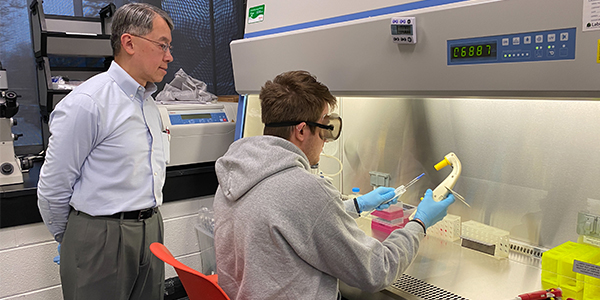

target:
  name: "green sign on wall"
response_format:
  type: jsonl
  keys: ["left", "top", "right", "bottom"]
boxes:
{"left": 248, "top": 4, "right": 265, "bottom": 24}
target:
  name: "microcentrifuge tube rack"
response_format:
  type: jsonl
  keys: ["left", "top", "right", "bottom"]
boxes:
{"left": 461, "top": 220, "right": 510, "bottom": 258}
{"left": 427, "top": 214, "right": 461, "bottom": 242}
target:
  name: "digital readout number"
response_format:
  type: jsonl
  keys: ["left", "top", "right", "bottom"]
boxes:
{"left": 451, "top": 42, "right": 496, "bottom": 60}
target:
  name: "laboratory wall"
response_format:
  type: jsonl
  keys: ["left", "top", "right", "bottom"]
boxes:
{"left": 0, "top": 196, "right": 215, "bottom": 300}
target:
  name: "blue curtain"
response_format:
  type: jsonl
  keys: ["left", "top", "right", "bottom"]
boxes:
{"left": 162, "top": 0, "right": 245, "bottom": 95}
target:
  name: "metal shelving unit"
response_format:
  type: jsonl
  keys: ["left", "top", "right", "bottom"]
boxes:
{"left": 29, "top": 0, "right": 114, "bottom": 147}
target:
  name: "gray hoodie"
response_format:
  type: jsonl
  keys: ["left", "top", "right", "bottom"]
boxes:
{"left": 214, "top": 136, "right": 423, "bottom": 300}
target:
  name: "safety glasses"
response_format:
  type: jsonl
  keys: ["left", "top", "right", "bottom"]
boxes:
{"left": 265, "top": 113, "right": 342, "bottom": 142}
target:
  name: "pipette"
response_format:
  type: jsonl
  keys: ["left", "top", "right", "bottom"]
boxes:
{"left": 383, "top": 172, "right": 425, "bottom": 205}
{"left": 445, "top": 186, "right": 471, "bottom": 207}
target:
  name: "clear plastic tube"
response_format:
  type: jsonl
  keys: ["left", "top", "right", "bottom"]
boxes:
{"left": 386, "top": 173, "right": 425, "bottom": 205}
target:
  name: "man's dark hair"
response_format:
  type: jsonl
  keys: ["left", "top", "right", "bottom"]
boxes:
{"left": 260, "top": 71, "right": 337, "bottom": 140}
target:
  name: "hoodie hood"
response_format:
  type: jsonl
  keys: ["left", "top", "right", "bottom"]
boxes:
{"left": 215, "top": 135, "right": 311, "bottom": 202}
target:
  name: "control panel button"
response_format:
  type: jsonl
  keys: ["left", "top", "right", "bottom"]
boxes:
{"left": 502, "top": 38, "right": 509, "bottom": 46}
{"left": 547, "top": 33, "right": 556, "bottom": 42}
{"left": 559, "top": 48, "right": 568, "bottom": 57}
{"left": 560, "top": 32, "right": 569, "bottom": 41}
{"left": 535, "top": 35, "right": 543, "bottom": 43}
{"left": 512, "top": 37, "right": 520, "bottom": 45}
{"left": 524, "top": 36, "right": 531, "bottom": 44}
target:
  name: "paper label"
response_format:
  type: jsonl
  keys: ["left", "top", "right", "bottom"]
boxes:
{"left": 248, "top": 4, "right": 265, "bottom": 24}
{"left": 573, "top": 260, "right": 600, "bottom": 279}
{"left": 583, "top": 0, "right": 600, "bottom": 31}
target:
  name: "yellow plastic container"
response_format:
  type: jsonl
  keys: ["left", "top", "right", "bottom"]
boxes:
{"left": 558, "top": 243, "right": 600, "bottom": 290}
{"left": 560, "top": 284, "right": 584, "bottom": 300}
{"left": 583, "top": 261, "right": 600, "bottom": 300}
{"left": 541, "top": 241, "right": 600, "bottom": 300}
{"left": 541, "top": 241, "right": 579, "bottom": 286}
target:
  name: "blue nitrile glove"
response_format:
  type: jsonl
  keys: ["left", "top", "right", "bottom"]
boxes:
{"left": 53, "top": 244, "right": 60, "bottom": 265}
{"left": 414, "top": 189, "right": 455, "bottom": 228}
{"left": 356, "top": 187, "right": 396, "bottom": 213}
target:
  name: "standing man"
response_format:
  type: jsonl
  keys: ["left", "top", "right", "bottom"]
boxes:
{"left": 37, "top": 3, "right": 173, "bottom": 300}
{"left": 213, "top": 70, "right": 455, "bottom": 299}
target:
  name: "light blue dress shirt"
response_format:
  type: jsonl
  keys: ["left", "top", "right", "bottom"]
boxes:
{"left": 38, "top": 61, "right": 169, "bottom": 242}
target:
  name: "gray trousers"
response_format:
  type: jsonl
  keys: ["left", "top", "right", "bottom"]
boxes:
{"left": 60, "top": 209, "right": 165, "bottom": 300}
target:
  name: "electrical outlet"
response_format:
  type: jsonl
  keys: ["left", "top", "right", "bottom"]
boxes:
{"left": 577, "top": 212, "right": 600, "bottom": 237}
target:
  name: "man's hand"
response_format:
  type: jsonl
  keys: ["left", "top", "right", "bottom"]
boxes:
{"left": 356, "top": 187, "right": 397, "bottom": 212}
{"left": 53, "top": 244, "right": 60, "bottom": 265}
{"left": 414, "top": 189, "right": 455, "bottom": 228}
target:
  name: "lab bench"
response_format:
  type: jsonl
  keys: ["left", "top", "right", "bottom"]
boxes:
{"left": 0, "top": 161, "right": 43, "bottom": 228}
{"left": 0, "top": 161, "right": 219, "bottom": 228}
{"left": 340, "top": 217, "right": 542, "bottom": 300}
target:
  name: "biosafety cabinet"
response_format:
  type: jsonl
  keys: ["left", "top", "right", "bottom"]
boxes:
{"left": 231, "top": 0, "right": 600, "bottom": 299}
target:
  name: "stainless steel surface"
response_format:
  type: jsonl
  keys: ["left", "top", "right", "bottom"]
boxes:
{"left": 341, "top": 96, "right": 600, "bottom": 250}
{"left": 403, "top": 236, "right": 541, "bottom": 299}
{"left": 341, "top": 221, "right": 542, "bottom": 299}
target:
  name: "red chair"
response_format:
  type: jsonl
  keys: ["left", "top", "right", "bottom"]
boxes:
{"left": 150, "top": 242, "right": 230, "bottom": 300}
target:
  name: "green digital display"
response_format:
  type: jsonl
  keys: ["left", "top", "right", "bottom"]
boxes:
{"left": 450, "top": 42, "right": 497, "bottom": 61}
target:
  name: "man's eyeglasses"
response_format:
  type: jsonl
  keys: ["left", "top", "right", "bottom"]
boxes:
{"left": 130, "top": 34, "right": 173, "bottom": 53}
{"left": 264, "top": 113, "right": 342, "bottom": 142}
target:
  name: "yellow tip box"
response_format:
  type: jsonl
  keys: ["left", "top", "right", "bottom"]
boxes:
{"left": 541, "top": 241, "right": 600, "bottom": 300}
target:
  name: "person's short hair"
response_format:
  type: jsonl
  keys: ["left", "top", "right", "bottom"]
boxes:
{"left": 260, "top": 70, "right": 337, "bottom": 140}
{"left": 110, "top": 3, "right": 174, "bottom": 56}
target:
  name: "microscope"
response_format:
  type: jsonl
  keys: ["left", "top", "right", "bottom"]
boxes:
{"left": 0, "top": 62, "right": 24, "bottom": 185}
